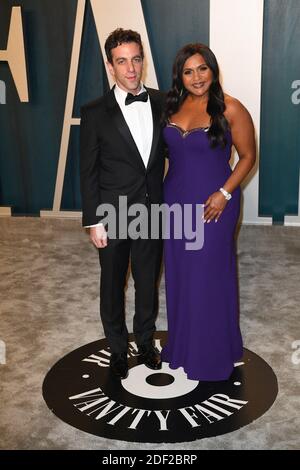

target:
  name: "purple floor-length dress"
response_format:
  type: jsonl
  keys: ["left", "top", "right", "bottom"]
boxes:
{"left": 161, "top": 123, "right": 243, "bottom": 381}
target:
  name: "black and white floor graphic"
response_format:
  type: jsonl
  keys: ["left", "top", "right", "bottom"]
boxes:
{"left": 43, "top": 332, "right": 278, "bottom": 443}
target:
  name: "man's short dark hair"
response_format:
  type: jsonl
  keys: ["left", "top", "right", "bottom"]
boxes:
{"left": 105, "top": 28, "right": 144, "bottom": 64}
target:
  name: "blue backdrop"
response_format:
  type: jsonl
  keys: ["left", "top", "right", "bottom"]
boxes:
{"left": 0, "top": 0, "right": 300, "bottom": 224}
{"left": 0, "top": 0, "right": 209, "bottom": 215}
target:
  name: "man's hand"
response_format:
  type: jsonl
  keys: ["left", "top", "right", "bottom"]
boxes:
{"left": 90, "top": 225, "right": 108, "bottom": 248}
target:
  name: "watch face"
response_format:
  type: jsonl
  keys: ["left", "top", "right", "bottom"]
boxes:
{"left": 42, "top": 332, "right": 278, "bottom": 443}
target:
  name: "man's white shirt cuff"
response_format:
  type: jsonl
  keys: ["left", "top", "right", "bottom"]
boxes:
{"left": 84, "top": 223, "right": 104, "bottom": 228}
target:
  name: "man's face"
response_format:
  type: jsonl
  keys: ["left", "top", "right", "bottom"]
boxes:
{"left": 107, "top": 42, "right": 143, "bottom": 94}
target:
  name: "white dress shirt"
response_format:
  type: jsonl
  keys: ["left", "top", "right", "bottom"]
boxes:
{"left": 85, "top": 83, "right": 153, "bottom": 228}
{"left": 114, "top": 83, "right": 153, "bottom": 167}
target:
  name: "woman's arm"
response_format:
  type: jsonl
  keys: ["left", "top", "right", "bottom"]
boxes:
{"left": 204, "top": 96, "right": 256, "bottom": 223}
{"left": 222, "top": 96, "right": 256, "bottom": 194}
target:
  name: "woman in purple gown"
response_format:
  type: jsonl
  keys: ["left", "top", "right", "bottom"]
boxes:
{"left": 161, "top": 44, "right": 256, "bottom": 381}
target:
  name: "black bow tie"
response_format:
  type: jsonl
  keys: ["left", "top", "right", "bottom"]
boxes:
{"left": 125, "top": 91, "right": 148, "bottom": 106}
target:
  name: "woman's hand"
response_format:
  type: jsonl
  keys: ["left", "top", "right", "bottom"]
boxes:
{"left": 203, "top": 191, "right": 228, "bottom": 223}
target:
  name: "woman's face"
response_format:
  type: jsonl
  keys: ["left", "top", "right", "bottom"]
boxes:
{"left": 182, "top": 53, "right": 213, "bottom": 97}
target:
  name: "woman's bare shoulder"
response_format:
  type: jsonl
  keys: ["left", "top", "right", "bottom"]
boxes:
{"left": 224, "top": 94, "right": 245, "bottom": 112}
{"left": 224, "top": 94, "right": 252, "bottom": 124}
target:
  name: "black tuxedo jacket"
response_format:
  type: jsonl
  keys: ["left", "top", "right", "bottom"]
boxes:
{"left": 80, "top": 87, "right": 166, "bottom": 227}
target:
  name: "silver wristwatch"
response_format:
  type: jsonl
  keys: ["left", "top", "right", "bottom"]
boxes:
{"left": 219, "top": 187, "right": 232, "bottom": 200}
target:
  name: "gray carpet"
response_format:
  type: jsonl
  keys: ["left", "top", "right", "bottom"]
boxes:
{"left": 0, "top": 217, "right": 299, "bottom": 449}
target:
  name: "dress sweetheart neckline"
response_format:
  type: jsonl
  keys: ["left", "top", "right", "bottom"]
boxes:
{"left": 167, "top": 122, "right": 210, "bottom": 137}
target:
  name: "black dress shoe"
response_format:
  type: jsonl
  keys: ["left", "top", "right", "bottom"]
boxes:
{"left": 138, "top": 344, "right": 162, "bottom": 370}
{"left": 110, "top": 352, "right": 128, "bottom": 379}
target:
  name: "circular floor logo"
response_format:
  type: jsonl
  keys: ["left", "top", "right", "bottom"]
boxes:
{"left": 42, "top": 332, "right": 278, "bottom": 443}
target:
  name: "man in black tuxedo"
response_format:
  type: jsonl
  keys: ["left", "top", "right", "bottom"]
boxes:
{"left": 80, "top": 29, "right": 165, "bottom": 379}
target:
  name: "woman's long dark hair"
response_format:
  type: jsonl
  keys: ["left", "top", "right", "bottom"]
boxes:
{"left": 163, "top": 43, "right": 228, "bottom": 148}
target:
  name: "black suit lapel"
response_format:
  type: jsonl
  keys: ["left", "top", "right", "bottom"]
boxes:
{"left": 105, "top": 89, "right": 146, "bottom": 172}
{"left": 146, "top": 88, "right": 162, "bottom": 171}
